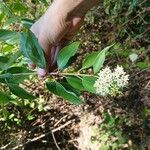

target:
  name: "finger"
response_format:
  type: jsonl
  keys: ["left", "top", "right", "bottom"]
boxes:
{"left": 49, "top": 40, "right": 70, "bottom": 72}
{"left": 37, "top": 35, "right": 53, "bottom": 77}
{"left": 50, "top": 45, "right": 60, "bottom": 66}
{"left": 49, "top": 45, "right": 61, "bottom": 72}
{"left": 37, "top": 68, "right": 48, "bottom": 77}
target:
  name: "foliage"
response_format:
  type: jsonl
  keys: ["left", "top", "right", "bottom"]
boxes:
{"left": 92, "top": 112, "right": 129, "bottom": 150}
{"left": 0, "top": 97, "right": 50, "bottom": 129}
{"left": 0, "top": 0, "right": 149, "bottom": 149}
{"left": 0, "top": 0, "right": 121, "bottom": 106}
{"left": 103, "top": 0, "right": 149, "bottom": 46}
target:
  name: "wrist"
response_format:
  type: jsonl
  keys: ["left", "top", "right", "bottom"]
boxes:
{"left": 47, "top": 0, "right": 99, "bottom": 20}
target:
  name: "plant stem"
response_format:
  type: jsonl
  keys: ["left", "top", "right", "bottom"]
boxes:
{"left": 0, "top": 72, "right": 98, "bottom": 78}
{"left": 48, "top": 72, "right": 97, "bottom": 77}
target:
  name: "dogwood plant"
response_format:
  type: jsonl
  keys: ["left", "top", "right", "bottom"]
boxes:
{"left": 0, "top": 28, "right": 129, "bottom": 105}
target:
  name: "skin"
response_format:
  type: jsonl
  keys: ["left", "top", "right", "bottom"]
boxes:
{"left": 30, "top": 0, "right": 99, "bottom": 77}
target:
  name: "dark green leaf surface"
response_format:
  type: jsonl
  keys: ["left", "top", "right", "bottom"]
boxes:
{"left": 93, "top": 50, "right": 106, "bottom": 74}
{"left": 57, "top": 42, "right": 80, "bottom": 70}
{"left": 8, "top": 83, "right": 36, "bottom": 100}
{"left": 21, "top": 18, "right": 34, "bottom": 28}
{"left": 82, "top": 52, "right": 99, "bottom": 70}
{"left": 82, "top": 76, "right": 97, "bottom": 94}
{"left": 66, "top": 76, "right": 84, "bottom": 91}
{"left": 5, "top": 66, "right": 32, "bottom": 83}
{"left": 0, "top": 56, "right": 9, "bottom": 70}
{"left": 46, "top": 81, "right": 83, "bottom": 105}
{"left": 93, "top": 44, "right": 114, "bottom": 74}
{"left": 0, "top": 29, "right": 19, "bottom": 44}
{"left": 0, "top": 91, "right": 11, "bottom": 105}
{"left": 2, "top": 51, "right": 21, "bottom": 71}
{"left": 0, "top": 73, "right": 13, "bottom": 79}
{"left": 20, "top": 31, "right": 46, "bottom": 68}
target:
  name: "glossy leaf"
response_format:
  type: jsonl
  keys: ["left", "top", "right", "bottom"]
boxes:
{"left": 93, "top": 44, "right": 114, "bottom": 74}
{"left": 57, "top": 42, "right": 80, "bottom": 70}
{"left": 0, "top": 73, "right": 13, "bottom": 83}
{"left": 46, "top": 81, "right": 83, "bottom": 105}
{"left": 82, "top": 52, "right": 99, "bottom": 70}
{"left": 66, "top": 76, "right": 84, "bottom": 91}
{"left": 0, "top": 73, "right": 13, "bottom": 79}
{"left": 20, "top": 31, "right": 46, "bottom": 68}
{"left": 2, "top": 51, "right": 21, "bottom": 71}
{"left": 93, "top": 50, "right": 106, "bottom": 74}
{"left": 60, "top": 81, "right": 80, "bottom": 96}
{"left": 5, "top": 66, "right": 33, "bottom": 83}
{"left": 82, "top": 76, "right": 97, "bottom": 94}
{"left": 0, "top": 29, "right": 19, "bottom": 44}
{"left": 0, "top": 91, "right": 11, "bottom": 105}
{"left": 38, "top": 0, "right": 48, "bottom": 5}
{"left": 21, "top": 18, "right": 34, "bottom": 28}
{"left": 8, "top": 83, "right": 36, "bottom": 100}
{"left": 0, "top": 56, "right": 9, "bottom": 69}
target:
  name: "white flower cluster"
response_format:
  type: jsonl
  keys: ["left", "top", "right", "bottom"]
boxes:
{"left": 94, "top": 65, "right": 129, "bottom": 96}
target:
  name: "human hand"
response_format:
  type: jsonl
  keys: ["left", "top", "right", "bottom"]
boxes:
{"left": 30, "top": 0, "right": 98, "bottom": 77}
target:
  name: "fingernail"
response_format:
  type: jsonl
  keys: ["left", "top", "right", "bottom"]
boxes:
{"left": 37, "top": 68, "right": 47, "bottom": 77}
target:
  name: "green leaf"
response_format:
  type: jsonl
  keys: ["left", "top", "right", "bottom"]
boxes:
{"left": 82, "top": 76, "right": 97, "bottom": 93}
{"left": 1, "top": 45, "right": 14, "bottom": 52}
{"left": 0, "top": 91, "right": 11, "bottom": 105}
{"left": 46, "top": 81, "right": 83, "bottom": 105}
{"left": 38, "top": 0, "right": 48, "bottom": 5}
{"left": 21, "top": 18, "right": 34, "bottom": 28}
{"left": 81, "top": 52, "right": 99, "bottom": 70}
{"left": 6, "top": 66, "right": 32, "bottom": 74}
{"left": 0, "top": 73, "right": 13, "bottom": 79}
{"left": 57, "top": 42, "right": 80, "bottom": 70}
{"left": 93, "top": 44, "right": 114, "bottom": 74}
{"left": 2, "top": 51, "right": 21, "bottom": 71}
{"left": 93, "top": 50, "right": 106, "bottom": 74}
{"left": 0, "top": 73, "right": 13, "bottom": 83}
{"left": 0, "top": 56, "right": 9, "bottom": 69}
{"left": 8, "top": 83, "right": 36, "bottom": 100}
{"left": 0, "top": 29, "right": 19, "bottom": 44}
{"left": 60, "top": 81, "right": 80, "bottom": 96}
{"left": 20, "top": 31, "right": 46, "bottom": 68}
{"left": 137, "top": 62, "right": 150, "bottom": 69}
{"left": 5, "top": 66, "right": 33, "bottom": 83}
{"left": 66, "top": 76, "right": 84, "bottom": 91}
{"left": 10, "top": 1, "right": 28, "bottom": 13}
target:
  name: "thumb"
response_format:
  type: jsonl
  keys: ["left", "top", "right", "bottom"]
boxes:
{"left": 37, "top": 35, "right": 53, "bottom": 77}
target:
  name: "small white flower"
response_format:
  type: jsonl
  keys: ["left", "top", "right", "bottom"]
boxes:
{"left": 94, "top": 66, "right": 129, "bottom": 96}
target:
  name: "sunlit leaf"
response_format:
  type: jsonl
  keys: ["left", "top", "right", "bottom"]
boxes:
{"left": 0, "top": 91, "right": 11, "bottom": 105}
{"left": 21, "top": 18, "right": 34, "bottom": 28}
{"left": 93, "top": 44, "right": 114, "bottom": 74}
{"left": 46, "top": 81, "right": 83, "bottom": 105}
{"left": 20, "top": 31, "right": 46, "bottom": 68}
{"left": 57, "top": 42, "right": 80, "bottom": 70}
{"left": 2, "top": 51, "right": 21, "bottom": 71}
{"left": 0, "top": 29, "right": 19, "bottom": 44}
{"left": 66, "top": 76, "right": 84, "bottom": 91}
{"left": 81, "top": 52, "right": 99, "bottom": 70}
{"left": 82, "top": 76, "right": 97, "bottom": 93}
{"left": 8, "top": 83, "right": 36, "bottom": 100}
{"left": 5, "top": 66, "right": 33, "bottom": 83}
